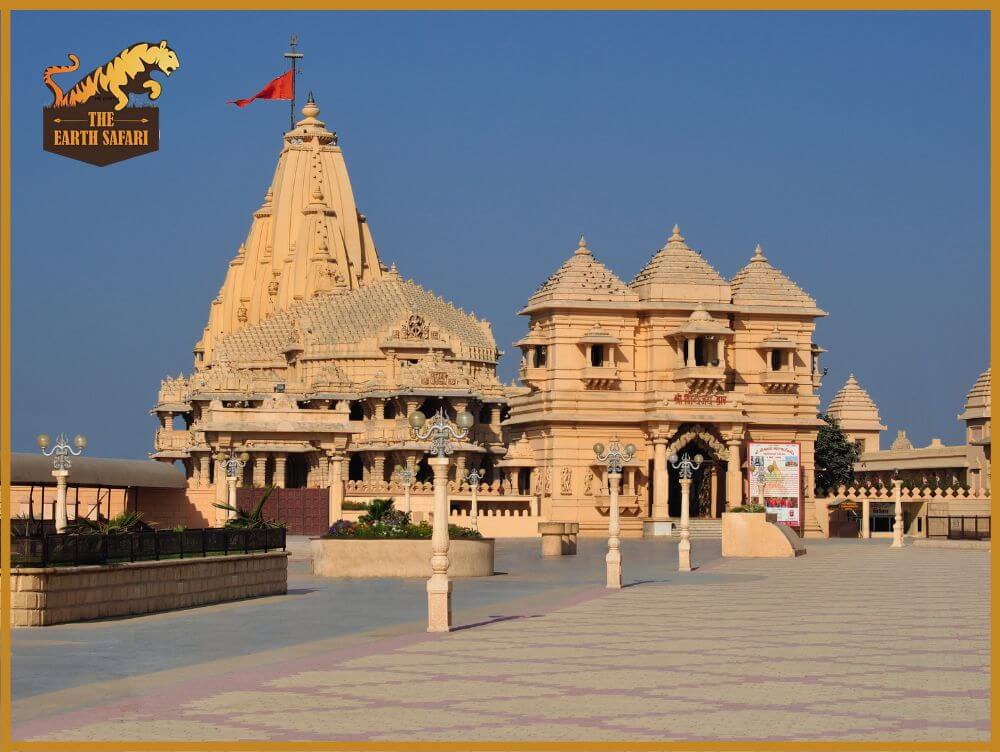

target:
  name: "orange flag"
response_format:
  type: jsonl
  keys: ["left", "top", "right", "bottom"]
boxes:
{"left": 229, "top": 70, "right": 293, "bottom": 108}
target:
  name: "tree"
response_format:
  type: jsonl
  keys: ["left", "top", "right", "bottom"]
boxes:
{"left": 815, "top": 413, "right": 860, "bottom": 493}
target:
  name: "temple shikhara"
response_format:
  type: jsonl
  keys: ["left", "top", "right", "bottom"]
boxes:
{"left": 144, "top": 97, "right": 989, "bottom": 541}
{"left": 152, "top": 97, "right": 522, "bottom": 530}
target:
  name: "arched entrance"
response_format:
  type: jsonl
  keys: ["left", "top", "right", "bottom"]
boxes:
{"left": 664, "top": 426, "right": 728, "bottom": 519}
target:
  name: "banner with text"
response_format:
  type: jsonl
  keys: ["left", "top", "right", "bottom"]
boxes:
{"left": 747, "top": 442, "right": 802, "bottom": 527}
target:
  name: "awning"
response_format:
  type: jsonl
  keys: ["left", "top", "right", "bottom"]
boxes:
{"left": 10, "top": 453, "right": 188, "bottom": 489}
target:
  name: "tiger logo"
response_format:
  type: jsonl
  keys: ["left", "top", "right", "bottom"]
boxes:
{"left": 43, "top": 40, "right": 180, "bottom": 112}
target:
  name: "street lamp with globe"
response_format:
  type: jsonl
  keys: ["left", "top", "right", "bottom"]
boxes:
{"left": 669, "top": 451, "right": 703, "bottom": 572}
{"left": 408, "top": 407, "right": 474, "bottom": 632}
{"left": 37, "top": 433, "right": 87, "bottom": 532}
{"left": 593, "top": 438, "right": 636, "bottom": 589}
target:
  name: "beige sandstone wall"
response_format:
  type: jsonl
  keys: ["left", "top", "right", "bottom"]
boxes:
{"left": 11, "top": 551, "right": 288, "bottom": 627}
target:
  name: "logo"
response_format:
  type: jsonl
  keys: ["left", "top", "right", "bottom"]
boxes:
{"left": 42, "top": 40, "right": 179, "bottom": 166}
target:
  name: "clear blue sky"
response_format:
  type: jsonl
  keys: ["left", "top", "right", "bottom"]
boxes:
{"left": 11, "top": 10, "right": 989, "bottom": 459}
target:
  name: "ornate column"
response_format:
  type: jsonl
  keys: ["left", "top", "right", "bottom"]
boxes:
{"left": 891, "top": 478, "right": 904, "bottom": 548}
{"left": 652, "top": 439, "right": 668, "bottom": 519}
{"left": 685, "top": 337, "right": 694, "bottom": 365}
{"left": 726, "top": 438, "right": 742, "bottom": 509}
{"left": 606, "top": 469, "right": 623, "bottom": 588}
{"left": 710, "top": 465, "right": 719, "bottom": 517}
{"left": 189, "top": 457, "right": 200, "bottom": 488}
{"left": 454, "top": 454, "right": 467, "bottom": 487}
{"left": 327, "top": 451, "right": 344, "bottom": 525}
{"left": 427, "top": 456, "right": 452, "bottom": 632}
{"left": 373, "top": 451, "right": 386, "bottom": 490}
{"left": 373, "top": 398, "right": 385, "bottom": 420}
{"left": 53, "top": 469, "right": 69, "bottom": 532}
{"left": 198, "top": 454, "right": 211, "bottom": 489}
{"left": 862, "top": 497, "right": 871, "bottom": 538}
{"left": 252, "top": 454, "right": 267, "bottom": 487}
{"left": 678, "top": 476, "right": 692, "bottom": 571}
{"left": 274, "top": 453, "right": 287, "bottom": 489}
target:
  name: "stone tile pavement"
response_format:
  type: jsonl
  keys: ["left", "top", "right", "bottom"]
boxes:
{"left": 11, "top": 539, "right": 990, "bottom": 742}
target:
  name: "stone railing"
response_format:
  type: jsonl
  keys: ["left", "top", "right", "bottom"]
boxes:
{"left": 154, "top": 429, "right": 192, "bottom": 452}
{"left": 345, "top": 478, "right": 532, "bottom": 498}
{"left": 820, "top": 485, "right": 990, "bottom": 502}
{"left": 354, "top": 421, "right": 503, "bottom": 447}
{"left": 811, "top": 484, "right": 991, "bottom": 539}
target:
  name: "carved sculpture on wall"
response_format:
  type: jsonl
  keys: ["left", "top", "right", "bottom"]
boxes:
{"left": 583, "top": 469, "right": 594, "bottom": 496}
{"left": 560, "top": 467, "right": 572, "bottom": 495}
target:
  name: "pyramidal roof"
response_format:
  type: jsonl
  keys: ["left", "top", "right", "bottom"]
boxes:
{"left": 730, "top": 244, "right": 818, "bottom": 310}
{"left": 959, "top": 367, "right": 990, "bottom": 421}
{"left": 214, "top": 268, "right": 497, "bottom": 364}
{"left": 200, "top": 96, "right": 384, "bottom": 362}
{"left": 629, "top": 226, "right": 731, "bottom": 303}
{"left": 827, "top": 374, "right": 885, "bottom": 432}
{"left": 524, "top": 236, "right": 637, "bottom": 310}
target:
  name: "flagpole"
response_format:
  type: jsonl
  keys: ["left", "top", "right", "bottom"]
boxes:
{"left": 284, "top": 34, "right": 303, "bottom": 131}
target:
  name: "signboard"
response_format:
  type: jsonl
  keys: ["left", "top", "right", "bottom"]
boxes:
{"left": 748, "top": 442, "right": 802, "bottom": 527}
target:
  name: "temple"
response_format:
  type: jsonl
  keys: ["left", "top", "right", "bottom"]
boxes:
{"left": 507, "top": 230, "right": 827, "bottom": 537}
{"left": 151, "top": 98, "right": 517, "bottom": 528}
{"left": 829, "top": 369, "right": 991, "bottom": 493}
{"left": 145, "top": 96, "right": 987, "bottom": 541}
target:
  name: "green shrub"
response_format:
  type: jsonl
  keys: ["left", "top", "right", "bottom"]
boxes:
{"left": 728, "top": 504, "right": 767, "bottom": 513}
{"left": 213, "top": 486, "right": 285, "bottom": 530}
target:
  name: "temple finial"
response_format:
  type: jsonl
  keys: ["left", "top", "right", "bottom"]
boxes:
{"left": 574, "top": 234, "right": 590, "bottom": 255}
{"left": 753, "top": 243, "right": 766, "bottom": 260}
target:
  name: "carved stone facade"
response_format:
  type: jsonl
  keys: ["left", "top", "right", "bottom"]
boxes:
{"left": 845, "top": 368, "right": 991, "bottom": 494}
{"left": 507, "top": 231, "right": 827, "bottom": 537}
{"left": 151, "top": 99, "right": 515, "bottom": 523}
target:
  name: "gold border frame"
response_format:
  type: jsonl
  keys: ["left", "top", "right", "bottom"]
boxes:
{"left": 0, "top": 4, "right": 994, "bottom": 752}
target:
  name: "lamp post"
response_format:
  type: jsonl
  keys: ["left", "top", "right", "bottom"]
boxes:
{"left": 594, "top": 438, "right": 636, "bottom": 589}
{"left": 670, "top": 451, "right": 703, "bottom": 572}
{"left": 37, "top": 433, "right": 86, "bottom": 532}
{"left": 401, "top": 466, "right": 415, "bottom": 515}
{"left": 891, "top": 474, "right": 904, "bottom": 549}
{"left": 409, "top": 407, "right": 474, "bottom": 632}
{"left": 466, "top": 467, "right": 486, "bottom": 532}
{"left": 215, "top": 450, "right": 250, "bottom": 520}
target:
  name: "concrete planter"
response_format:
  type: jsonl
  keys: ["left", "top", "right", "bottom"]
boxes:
{"left": 11, "top": 551, "right": 289, "bottom": 627}
{"left": 311, "top": 537, "right": 495, "bottom": 578}
{"left": 721, "top": 512, "right": 806, "bottom": 558}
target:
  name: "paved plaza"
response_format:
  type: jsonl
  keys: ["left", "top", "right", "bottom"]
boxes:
{"left": 11, "top": 538, "right": 990, "bottom": 742}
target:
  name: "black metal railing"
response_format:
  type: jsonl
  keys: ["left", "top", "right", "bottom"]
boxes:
{"left": 10, "top": 527, "right": 286, "bottom": 568}
{"left": 926, "top": 516, "right": 990, "bottom": 541}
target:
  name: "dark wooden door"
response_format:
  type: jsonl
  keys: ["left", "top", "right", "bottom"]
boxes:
{"left": 236, "top": 487, "right": 329, "bottom": 535}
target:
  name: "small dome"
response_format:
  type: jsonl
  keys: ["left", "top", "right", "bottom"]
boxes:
{"left": 959, "top": 367, "right": 990, "bottom": 422}
{"left": 524, "top": 236, "right": 637, "bottom": 310}
{"left": 827, "top": 373, "right": 885, "bottom": 433}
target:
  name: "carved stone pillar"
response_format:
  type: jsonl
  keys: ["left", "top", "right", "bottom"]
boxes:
{"left": 652, "top": 439, "right": 668, "bottom": 519}
{"left": 373, "top": 451, "right": 386, "bottom": 489}
{"left": 454, "top": 454, "right": 467, "bottom": 487}
{"left": 373, "top": 398, "right": 385, "bottom": 420}
{"left": 686, "top": 337, "right": 694, "bottom": 365}
{"left": 198, "top": 454, "right": 211, "bottom": 490}
{"left": 274, "top": 453, "right": 287, "bottom": 489}
{"left": 252, "top": 454, "right": 267, "bottom": 487}
{"left": 327, "top": 452, "right": 344, "bottom": 525}
{"left": 726, "top": 438, "right": 742, "bottom": 509}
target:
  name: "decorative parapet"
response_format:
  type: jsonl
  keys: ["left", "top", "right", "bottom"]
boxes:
{"left": 157, "top": 374, "right": 190, "bottom": 405}
{"left": 154, "top": 429, "right": 193, "bottom": 452}
{"left": 819, "top": 485, "right": 991, "bottom": 502}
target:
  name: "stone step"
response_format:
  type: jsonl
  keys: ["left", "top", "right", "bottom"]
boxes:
{"left": 670, "top": 519, "right": 723, "bottom": 539}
